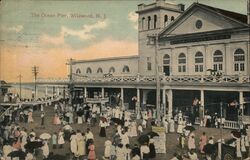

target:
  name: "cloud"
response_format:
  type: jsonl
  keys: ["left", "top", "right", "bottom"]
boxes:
{"left": 40, "top": 20, "right": 108, "bottom": 45}
{"left": 128, "top": 11, "right": 138, "bottom": 30}
{"left": 1, "top": 38, "right": 138, "bottom": 82}
{"left": 0, "top": 25, "right": 23, "bottom": 33}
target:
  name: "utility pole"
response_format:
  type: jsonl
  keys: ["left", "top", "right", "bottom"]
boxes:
{"left": 154, "top": 35, "right": 161, "bottom": 122}
{"left": 17, "top": 74, "right": 22, "bottom": 99}
{"left": 32, "top": 65, "right": 39, "bottom": 101}
{"left": 147, "top": 34, "right": 161, "bottom": 122}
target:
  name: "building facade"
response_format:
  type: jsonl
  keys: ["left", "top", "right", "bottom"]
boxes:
{"left": 39, "top": 0, "right": 250, "bottom": 123}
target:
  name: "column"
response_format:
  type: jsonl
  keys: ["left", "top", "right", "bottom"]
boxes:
{"left": 57, "top": 87, "right": 60, "bottom": 96}
{"left": 200, "top": 90, "right": 205, "bottom": 122}
{"left": 121, "top": 88, "right": 124, "bottom": 107}
{"left": 84, "top": 87, "right": 87, "bottom": 98}
{"left": 239, "top": 91, "right": 244, "bottom": 111}
{"left": 162, "top": 89, "right": 166, "bottom": 117}
{"left": 137, "top": 88, "right": 140, "bottom": 115}
{"left": 101, "top": 88, "right": 104, "bottom": 98}
{"left": 167, "top": 89, "right": 173, "bottom": 120}
{"left": 45, "top": 86, "right": 48, "bottom": 97}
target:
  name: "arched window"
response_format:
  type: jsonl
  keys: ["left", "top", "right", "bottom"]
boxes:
{"left": 97, "top": 67, "right": 103, "bottom": 74}
{"left": 109, "top": 67, "right": 115, "bottom": 73}
{"left": 142, "top": 17, "right": 145, "bottom": 30}
{"left": 234, "top": 48, "right": 245, "bottom": 71}
{"left": 153, "top": 15, "right": 157, "bottom": 29}
{"left": 194, "top": 52, "right": 203, "bottom": 72}
{"left": 213, "top": 50, "right": 223, "bottom": 71}
{"left": 178, "top": 53, "right": 186, "bottom": 72}
{"left": 171, "top": 16, "right": 175, "bottom": 21}
{"left": 76, "top": 68, "right": 81, "bottom": 74}
{"left": 86, "top": 67, "right": 92, "bottom": 74}
{"left": 147, "top": 16, "right": 151, "bottom": 30}
{"left": 163, "top": 54, "right": 170, "bottom": 65}
{"left": 163, "top": 54, "right": 170, "bottom": 76}
{"left": 122, "top": 65, "right": 130, "bottom": 73}
{"left": 164, "top": 15, "right": 168, "bottom": 26}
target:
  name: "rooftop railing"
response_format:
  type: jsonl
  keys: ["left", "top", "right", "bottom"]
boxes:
{"left": 36, "top": 75, "right": 250, "bottom": 84}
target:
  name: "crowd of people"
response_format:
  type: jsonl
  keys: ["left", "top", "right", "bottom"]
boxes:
{"left": 0, "top": 93, "right": 250, "bottom": 160}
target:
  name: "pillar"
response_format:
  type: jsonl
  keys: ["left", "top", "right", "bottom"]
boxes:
{"left": 101, "top": 88, "right": 104, "bottom": 98}
{"left": 239, "top": 91, "right": 244, "bottom": 111}
{"left": 57, "top": 87, "right": 60, "bottom": 96}
{"left": 162, "top": 89, "right": 166, "bottom": 116}
{"left": 200, "top": 90, "right": 205, "bottom": 122}
{"left": 137, "top": 88, "right": 140, "bottom": 115}
{"left": 166, "top": 89, "right": 173, "bottom": 120}
{"left": 84, "top": 87, "right": 87, "bottom": 98}
{"left": 121, "top": 88, "right": 124, "bottom": 107}
{"left": 45, "top": 86, "right": 48, "bottom": 97}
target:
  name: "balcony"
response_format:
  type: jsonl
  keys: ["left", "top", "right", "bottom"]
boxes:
{"left": 36, "top": 75, "right": 250, "bottom": 85}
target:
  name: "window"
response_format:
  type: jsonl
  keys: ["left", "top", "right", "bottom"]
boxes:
{"left": 213, "top": 50, "right": 223, "bottom": 71}
{"left": 122, "top": 65, "right": 130, "bottom": 73}
{"left": 171, "top": 16, "right": 175, "bottom": 21}
{"left": 178, "top": 53, "right": 186, "bottom": 72}
{"left": 86, "top": 67, "right": 92, "bottom": 74}
{"left": 76, "top": 68, "right": 81, "bottom": 74}
{"left": 147, "top": 57, "right": 152, "bottom": 71}
{"left": 234, "top": 48, "right": 245, "bottom": 71}
{"left": 97, "top": 67, "right": 103, "bottom": 74}
{"left": 109, "top": 67, "right": 115, "bottom": 73}
{"left": 194, "top": 52, "right": 203, "bottom": 72}
{"left": 153, "top": 15, "right": 157, "bottom": 29}
{"left": 147, "top": 16, "right": 151, "bottom": 30}
{"left": 142, "top": 17, "right": 145, "bottom": 30}
{"left": 163, "top": 54, "right": 170, "bottom": 65}
{"left": 164, "top": 15, "right": 168, "bottom": 26}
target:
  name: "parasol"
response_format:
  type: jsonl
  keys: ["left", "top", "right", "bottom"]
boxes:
{"left": 24, "top": 141, "right": 44, "bottom": 152}
{"left": 231, "top": 130, "right": 241, "bottom": 139}
{"left": 111, "top": 118, "right": 124, "bottom": 125}
{"left": 146, "top": 131, "right": 159, "bottom": 138}
{"left": 203, "top": 143, "right": 215, "bottom": 155}
{"left": 184, "top": 126, "right": 195, "bottom": 132}
{"left": 77, "top": 110, "right": 85, "bottom": 116}
{"left": 7, "top": 150, "right": 26, "bottom": 160}
{"left": 138, "top": 135, "right": 150, "bottom": 144}
{"left": 40, "top": 133, "right": 51, "bottom": 139}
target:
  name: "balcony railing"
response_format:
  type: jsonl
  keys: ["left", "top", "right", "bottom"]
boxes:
{"left": 36, "top": 75, "right": 250, "bottom": 84}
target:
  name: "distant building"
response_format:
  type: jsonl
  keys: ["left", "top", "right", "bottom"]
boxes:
{"left": 0, "top": 80, "right": 10, "bottom": 96}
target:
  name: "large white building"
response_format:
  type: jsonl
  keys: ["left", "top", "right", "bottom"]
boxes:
{"left": 52, "top": 0, "right": 250, "bottom": 123}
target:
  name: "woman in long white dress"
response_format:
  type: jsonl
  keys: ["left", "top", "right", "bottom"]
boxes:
{"left": 70, "top": 133, "right": 77, "bottom": 156}
{"left": 76, "top": 132, "right": 86, "bottom": 157}
{"left": 41, "top": 141, "right": 49, "bottom": 159}
{"left": 58, "top": 130, "right": 65, "bottom": 148}
{"left": 129, "top": 121, "right": 138, "bottom": 137}
{"left": 104, "top": 140, "right": 112, "bottom": 159}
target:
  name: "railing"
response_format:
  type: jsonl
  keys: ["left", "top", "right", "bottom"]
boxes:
{"left": 36, "top": 75, "right": 250, "bottom": 84}
{"left": 223, "top": 120, "right": 239, "bottom": 129}
{"left": 85, "top": 98, "right": 109, "bottom": 103}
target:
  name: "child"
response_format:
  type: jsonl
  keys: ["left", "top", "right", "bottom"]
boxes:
{"left": 178, "top": 134, "right": 185, "bottom": 149}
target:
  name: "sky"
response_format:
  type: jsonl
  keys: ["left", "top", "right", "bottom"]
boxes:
{"left": 0, "top": 0, "right": 247, "bottom": 82}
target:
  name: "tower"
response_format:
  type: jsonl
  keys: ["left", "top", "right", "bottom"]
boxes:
{"left": 136, "top": 0, "right": 184, "bottom": 76}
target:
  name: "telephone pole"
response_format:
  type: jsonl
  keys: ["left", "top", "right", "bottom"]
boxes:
{"left": 32, "top": 65, "right": 39, "bottom": 100}
{"left": 17, "top": 74, "right": 22, "bottom": 99}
